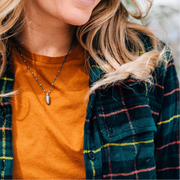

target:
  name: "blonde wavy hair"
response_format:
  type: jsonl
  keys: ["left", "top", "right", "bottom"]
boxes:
{"left": 0, "top": 0, "right": 166, "bottom": 97}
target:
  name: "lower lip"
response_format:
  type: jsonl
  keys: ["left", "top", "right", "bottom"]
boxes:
{"left": 76, "top": 0, "right": 96, "bottom": 6}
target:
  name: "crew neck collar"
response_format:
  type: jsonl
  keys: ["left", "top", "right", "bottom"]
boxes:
{"left": 14, "top": 41, "right": 83, "bottom": 64}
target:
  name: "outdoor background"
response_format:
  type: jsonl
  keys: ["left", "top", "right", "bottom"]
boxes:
{"left": 124, "top": 0, "right": 180, "bottom": 80}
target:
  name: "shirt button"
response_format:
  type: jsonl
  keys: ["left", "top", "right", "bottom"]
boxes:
{"left": 88, "top": 151, "right": 96, "bottom": 160}
{"left": 106, "top": 126, "right": 113, "bottom": 134}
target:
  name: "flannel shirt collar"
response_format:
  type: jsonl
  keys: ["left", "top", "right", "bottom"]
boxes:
{"left": 89, "top": 57, "right": 104, "bottom": 87}
{"left": 0, "top": 52, "right": 14, "bottom": 105}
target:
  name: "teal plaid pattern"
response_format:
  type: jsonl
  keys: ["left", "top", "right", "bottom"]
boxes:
{"left": 0, "top": 53, "right": 14, "bottom": 179}
{"left": 0, "top": 40, "right": 179, "bottom": 179}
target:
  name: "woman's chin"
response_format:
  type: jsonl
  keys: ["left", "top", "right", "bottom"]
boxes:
{"left": 68, "top": 19, "right": 90, "bottom": 26}
{"left": 65, "top": 13, "right": 92, "bottom": 26}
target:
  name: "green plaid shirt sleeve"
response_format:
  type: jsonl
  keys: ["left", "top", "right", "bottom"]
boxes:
{"left": 154, "top": 56, "right": 180, "bottom": 178}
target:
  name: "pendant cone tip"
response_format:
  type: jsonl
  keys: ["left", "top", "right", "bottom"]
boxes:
{"left": 46, "top": 94, "right": 50, "bottom": 105}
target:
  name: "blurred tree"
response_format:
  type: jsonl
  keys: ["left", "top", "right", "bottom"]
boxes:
{"left": 123, "top": 0, "right": 179, "bottom": 27}
{"left": 122, "top": 0, "right": 180, "bottom": 78}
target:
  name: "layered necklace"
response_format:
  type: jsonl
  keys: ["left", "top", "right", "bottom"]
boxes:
{"left": 14, "top": 39, "right": 74, "bottom": 105}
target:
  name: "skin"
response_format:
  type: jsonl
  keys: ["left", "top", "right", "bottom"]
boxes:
{"left": 15, "top": 0, "right": 101, "bottom": 57}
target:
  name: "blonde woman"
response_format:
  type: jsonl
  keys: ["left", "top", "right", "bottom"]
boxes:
{"left": 0, "top": 0, "right": 179, "bottom": 179}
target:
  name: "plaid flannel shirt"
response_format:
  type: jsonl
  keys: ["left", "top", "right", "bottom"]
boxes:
{"left": 0, "top": 39, "right": 180, "bottom": 179}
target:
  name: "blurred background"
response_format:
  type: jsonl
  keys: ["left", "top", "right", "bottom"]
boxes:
{"left": 123, "top": 0, "right": 180, "bottom": 80}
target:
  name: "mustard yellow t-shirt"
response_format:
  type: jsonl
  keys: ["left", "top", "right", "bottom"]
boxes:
{"left": 10, "top": 42, "right": 88, "bottom": 179}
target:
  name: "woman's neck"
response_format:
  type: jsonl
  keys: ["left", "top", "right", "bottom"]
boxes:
{"left": 15, "top": 1, "right": 77, "bottom": 57}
